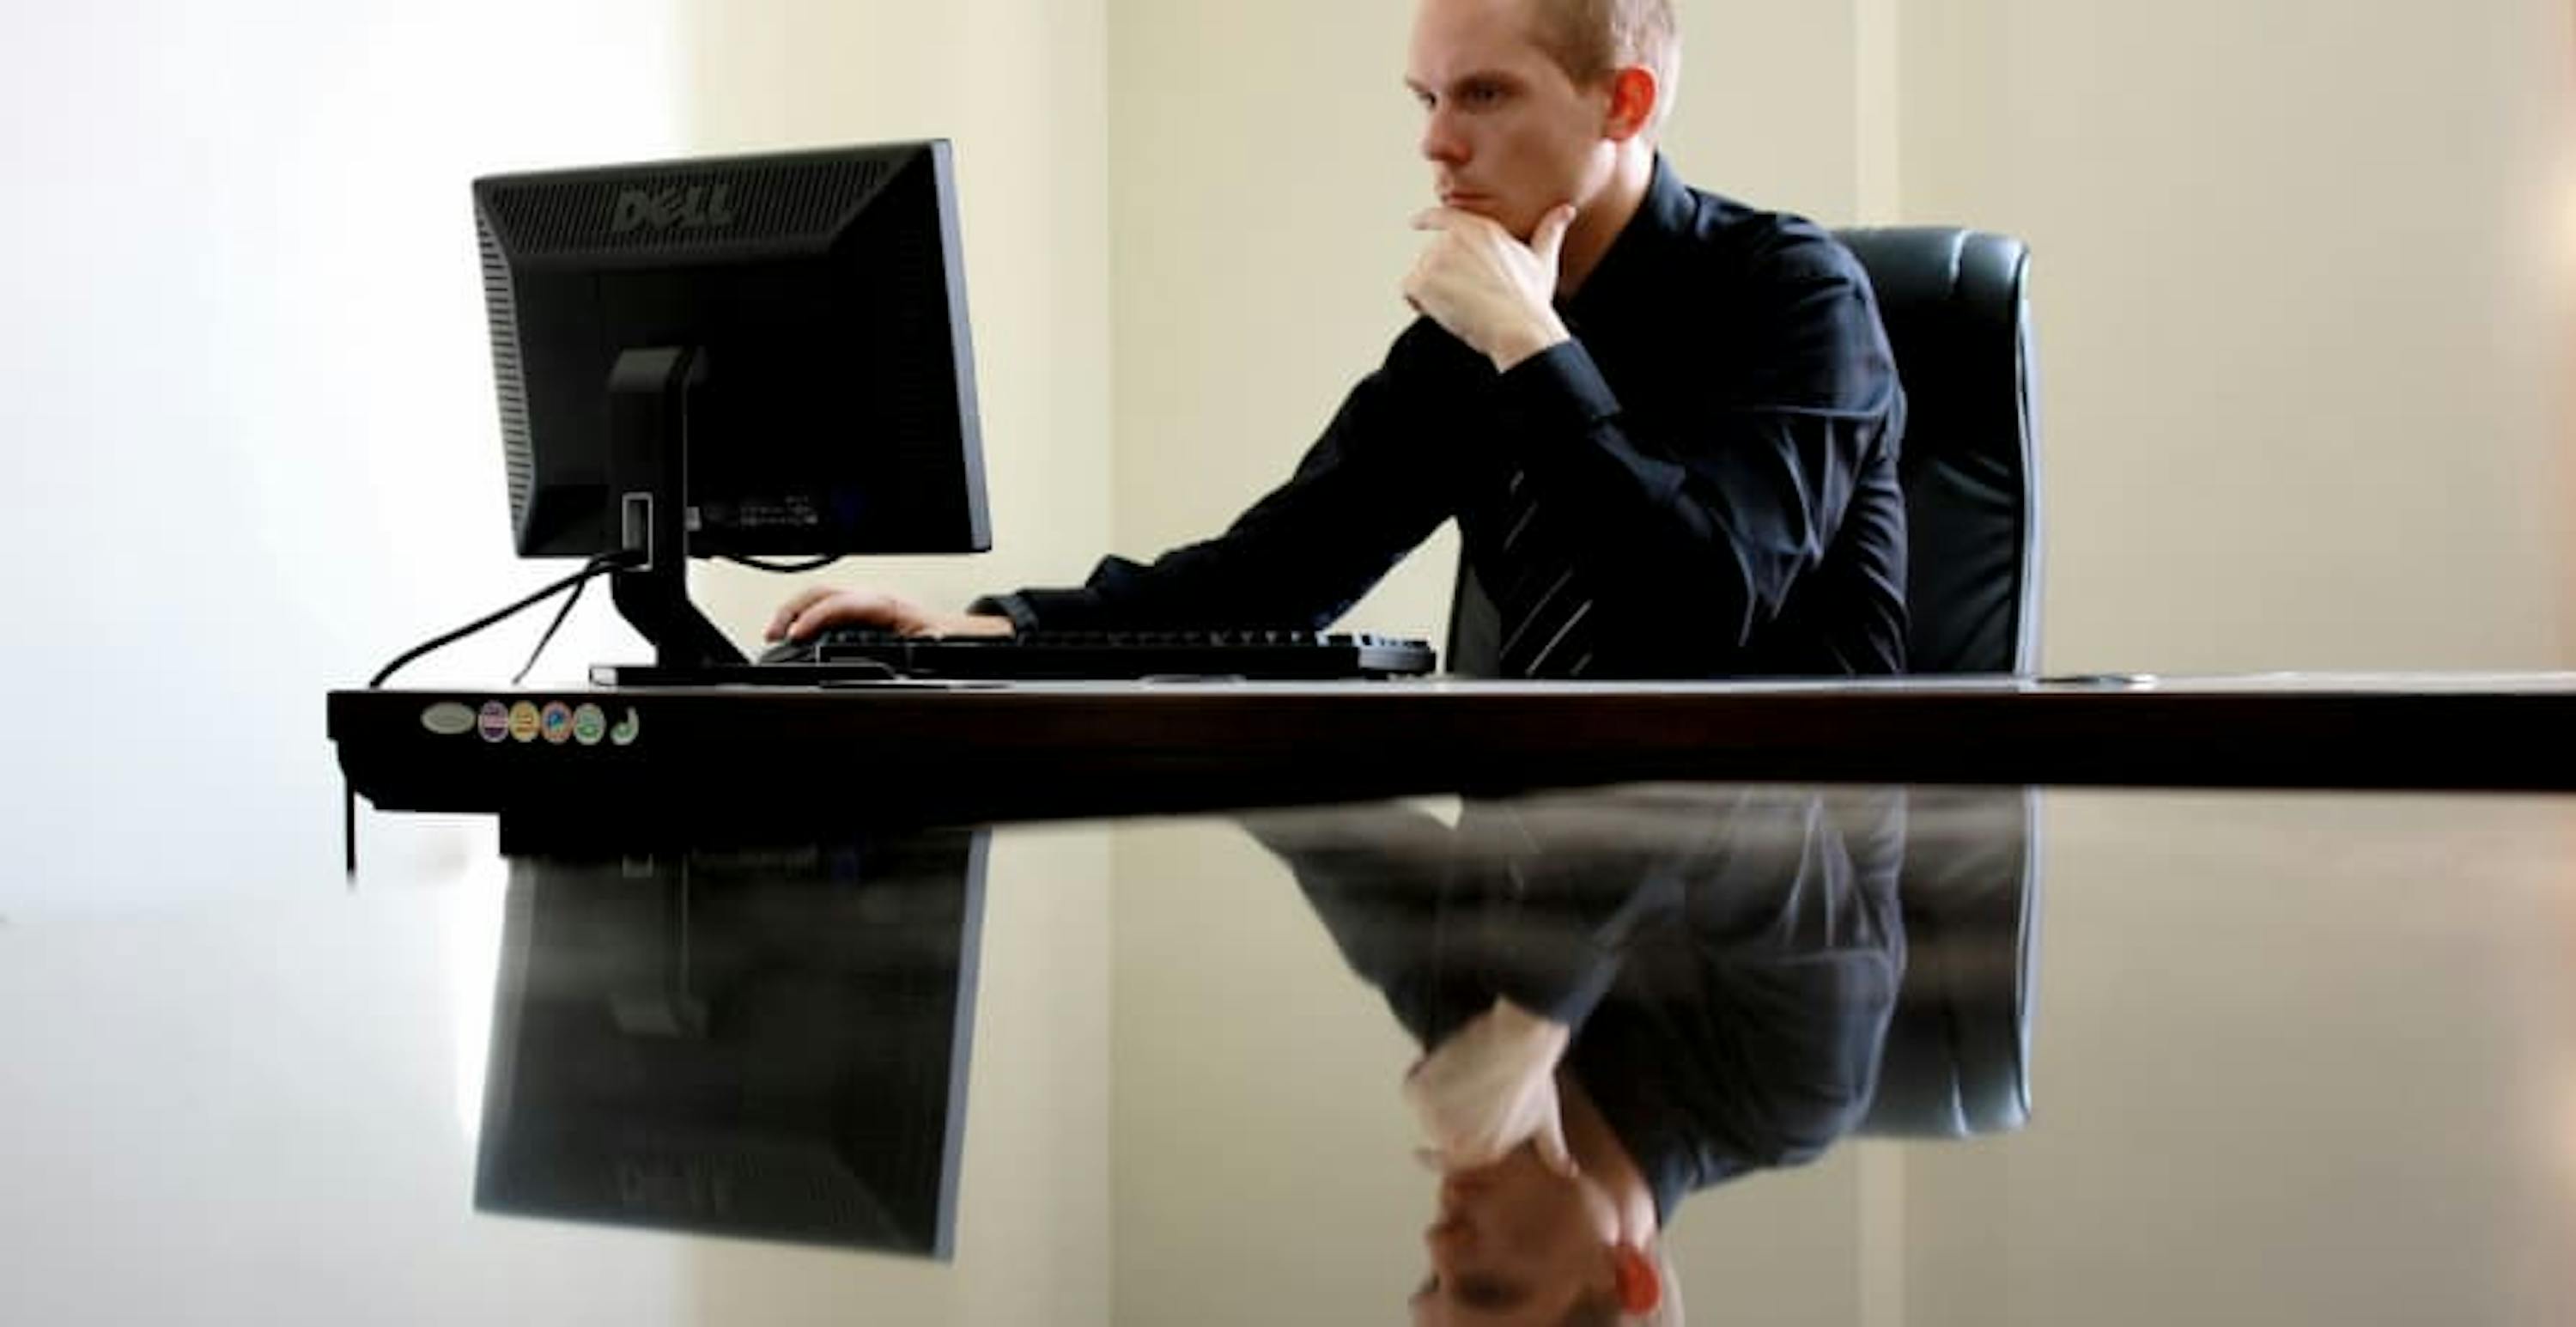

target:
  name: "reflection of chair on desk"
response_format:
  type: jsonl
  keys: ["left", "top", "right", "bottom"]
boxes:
{"left": 1833, "top": 229, "right": 2043, "bottom": 1137}
{"left": 1860, "top": 786, "right": 2040, "bottom": 1138}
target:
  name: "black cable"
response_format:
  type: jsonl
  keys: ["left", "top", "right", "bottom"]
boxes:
{"left": 511, "top": 569, "right": 594, "bottom": 685}
{"left": 350, "top": 553, "right": 630, "bottom": 882}
{"left": 722, "top": 554, "right": 841, "bottom": 574}
{"left": 368, "top": 554, "right": 627, "bottom": 690}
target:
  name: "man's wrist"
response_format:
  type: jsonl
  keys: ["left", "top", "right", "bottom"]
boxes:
{"left": 932, "top": 612, "right": 1016, "bottom": 637}
{"left": 1488, "top": 313, "right": 1571, "bottom": 374}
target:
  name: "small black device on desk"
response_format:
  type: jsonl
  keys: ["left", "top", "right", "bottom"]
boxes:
{"left": 594, "top": 629, "right": 1437, "bottom": 685}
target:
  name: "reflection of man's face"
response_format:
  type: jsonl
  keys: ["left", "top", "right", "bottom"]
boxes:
{"left": 1412, "top": 1144, "right": 1620, "bottom": 1326}
{"left": 1406, "top": 0, "right": 1618, "bottom": 241}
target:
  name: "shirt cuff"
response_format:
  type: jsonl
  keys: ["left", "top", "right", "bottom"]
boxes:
{"left": 964, "top": 592, "right": 1045, "bottom": 634}
{"left": 1495, "top": 339, "right": 1621, "bottom": 441}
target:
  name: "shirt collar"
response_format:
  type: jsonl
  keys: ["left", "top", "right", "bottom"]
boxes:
{"left": 1564, "top": 153, "right": 1693, "bottom": 326}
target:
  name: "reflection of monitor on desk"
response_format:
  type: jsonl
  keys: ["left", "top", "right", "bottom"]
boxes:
{"left": 475, "top": 831, "right": 987, "bottom": 1257}
{"left": 473, "top": 140, "right": 990, "bottom": 672}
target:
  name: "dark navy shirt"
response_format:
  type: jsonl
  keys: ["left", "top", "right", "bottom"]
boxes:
{"left": 975, "top": 156, "right": 1909, "bottom": 679}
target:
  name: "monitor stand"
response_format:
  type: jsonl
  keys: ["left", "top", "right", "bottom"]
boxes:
{"left": 603, "top": 346, "right": 745, "bottom": 674}
{"left": 591, "top": 348, "right": 962, "bottom": 689}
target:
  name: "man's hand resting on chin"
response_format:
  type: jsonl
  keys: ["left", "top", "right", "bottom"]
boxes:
{"left": 1402, "top": 203, "right": 1577, "bottom": 373}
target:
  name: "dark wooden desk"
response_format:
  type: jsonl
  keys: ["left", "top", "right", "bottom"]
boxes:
{"left": 329, "top": 674, "right": 2576, "bottom": 837}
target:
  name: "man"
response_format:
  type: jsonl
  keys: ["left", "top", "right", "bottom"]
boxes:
{"left": 772, "top": 0, "right": 1908, "bottom": 679}
{"left": 1245, "top": 783, "right": 1909, "bottom": 1325}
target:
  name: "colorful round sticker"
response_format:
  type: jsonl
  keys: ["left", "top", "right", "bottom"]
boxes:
{"left": 610, "top": 707, "right": 641, "bottom": 746}
{"left": 507, "top": 702, "right": 542, "bottom": 743}
{"left": 477, "top": 702, "right": 510, "bottom": 743}
{"left": 420, "top": 702, "right": 477, "bottom": 737}
{"left": 540, "top": 702, "right": 574, "bottom": 745}
{"left": 572, "top": 703, "right": 607, "bottom": 746}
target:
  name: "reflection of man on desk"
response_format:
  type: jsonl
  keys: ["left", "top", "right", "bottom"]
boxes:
{"left": 1247, "top": 787, "right": 1907, "bottom": 1325}
{"left": 769, "top": 0, "right": 1906, "bottom": 680}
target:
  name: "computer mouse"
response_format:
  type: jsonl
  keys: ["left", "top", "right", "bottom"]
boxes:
{"left": 756, "top": 636, "right": 819, "bottom": 665}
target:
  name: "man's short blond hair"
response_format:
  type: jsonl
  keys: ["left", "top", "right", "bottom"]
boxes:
{"left": 1526, "top": 0, "right": 1681, "bottom": 134}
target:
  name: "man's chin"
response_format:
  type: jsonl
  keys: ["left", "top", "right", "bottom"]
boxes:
{"left": 1441, "top": 195, "right": 1520, "bottom": 228}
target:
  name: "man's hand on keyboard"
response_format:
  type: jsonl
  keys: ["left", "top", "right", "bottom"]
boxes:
{"left": 767, "top": 587, "right": 1015, "bottom": 642}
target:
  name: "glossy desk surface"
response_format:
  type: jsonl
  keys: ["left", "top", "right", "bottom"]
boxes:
{"left": 330, "top": 673, "right": 2576, "bottom": 837}
{"left": 10, "top": 768, "right": 2574, "bottom": 1324}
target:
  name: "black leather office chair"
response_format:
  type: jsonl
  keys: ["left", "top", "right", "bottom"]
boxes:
{"left": 1836, "top": 227, "right": 2043, "bottom": 675}
{"left": 1836, "top": 230, "right": 2044, "bottom": 1138}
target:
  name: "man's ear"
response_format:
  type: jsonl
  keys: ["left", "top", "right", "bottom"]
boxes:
{"left": 1601, "top": 66, "right": 1659, "bottom": 141}
{"left": 1611, "top": 1243, "right": 1662, "bottom": 1314}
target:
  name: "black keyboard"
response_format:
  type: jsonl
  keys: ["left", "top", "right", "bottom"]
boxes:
{"left": 748, "top": 629, "right": 1437, "bottom": 681}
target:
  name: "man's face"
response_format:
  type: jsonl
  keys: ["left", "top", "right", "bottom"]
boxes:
{"left": 1406, "top": 0, "right": 1619, "bottom": 241}
{"left": 1410, "top": 1145, "right": 1620, "bottom": 1327}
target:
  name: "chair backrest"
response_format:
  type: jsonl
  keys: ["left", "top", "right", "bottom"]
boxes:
{"left": 1836, "top": 227, "right": 2043, "bottom": 674}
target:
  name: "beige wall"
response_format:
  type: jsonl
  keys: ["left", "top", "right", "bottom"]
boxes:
{"left": 1103, "top": 0, "right": 1450, "bottom": 636}
{"left": 1902, "top": 0, "right": 2576, "bottom": 672}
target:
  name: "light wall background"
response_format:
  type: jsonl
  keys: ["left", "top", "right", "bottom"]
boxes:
{"left": 1902, "top": 0, "right": 2576, "bottom": 672}
{"left": 2, "top": 0, "right": 2570, "bottom": 1323}
{"left": 0, "top": 1, "right": 1113, "bottom": 1323}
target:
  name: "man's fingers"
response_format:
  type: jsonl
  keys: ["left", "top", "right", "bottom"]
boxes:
{"left": 1534, "top": 1111, "right": 1579, "bottom": 1178}
{"left": 1530, "top": 204, "right": 1577, "bottom": 268}
{"left": 767, "top": 587, "right": 832, "bottom": 640}
{"left": 784, "top": 591, "right": 880, "bottom": 642}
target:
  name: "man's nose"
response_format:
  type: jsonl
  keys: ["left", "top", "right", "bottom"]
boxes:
{"left": 1425, "top": 1214, "right": 1474, "bottom": 1260}
{"left": 1420, "top": 109, "right": 1467, "bottom": 165}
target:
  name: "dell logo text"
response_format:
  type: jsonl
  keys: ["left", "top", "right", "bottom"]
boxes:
{"left": 611, "top": 185, "right": 738, "bottom": 234}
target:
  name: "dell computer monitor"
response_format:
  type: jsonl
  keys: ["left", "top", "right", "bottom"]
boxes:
{"left": 473, "top": 140, "right": 990, "bottom": 665}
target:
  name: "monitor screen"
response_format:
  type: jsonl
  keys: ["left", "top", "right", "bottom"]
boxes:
{"left": 473, "top": 140, "right": 991, "bottom": 561}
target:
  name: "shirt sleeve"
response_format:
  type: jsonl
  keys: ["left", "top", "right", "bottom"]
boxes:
{"left": 969, "top": 334, "right": 1465, "bottom": 631}
{"left": 1490, "top": 247, "right": 1904, "bottom": 663}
